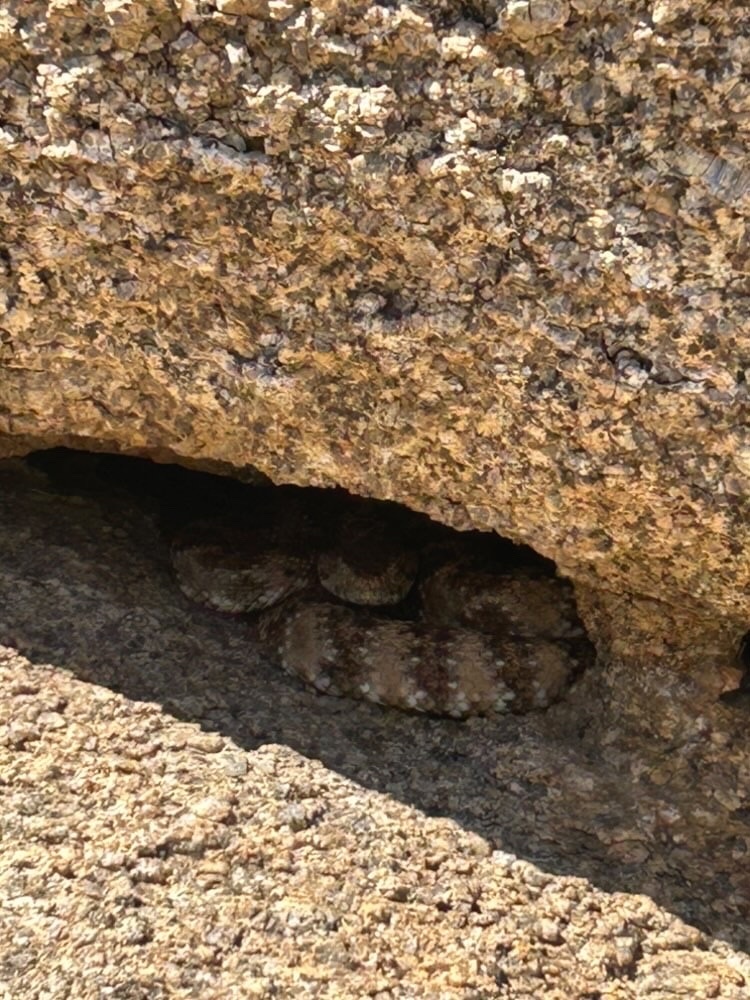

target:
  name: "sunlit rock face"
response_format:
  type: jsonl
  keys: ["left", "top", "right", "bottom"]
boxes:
{"left": 2, "top": 1, "right": 750, "bottom": 726}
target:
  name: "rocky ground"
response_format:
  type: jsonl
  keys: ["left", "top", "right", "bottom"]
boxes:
{"left": 3, "top": 2, "right": 750, "bottom": 993}
{"left": 0, "top": 455, "right": 748, "bottom": 998}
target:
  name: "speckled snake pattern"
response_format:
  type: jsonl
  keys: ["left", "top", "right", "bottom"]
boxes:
{"left": 171, "top": 489, "right": 591, "bottom": 718}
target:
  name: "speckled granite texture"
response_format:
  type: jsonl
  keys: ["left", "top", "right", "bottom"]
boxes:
{"left": 1, "top": 2, "right": 750, "bottom": 730}
{"left": 1, "top": 458, "right": 749, "bottom": 997}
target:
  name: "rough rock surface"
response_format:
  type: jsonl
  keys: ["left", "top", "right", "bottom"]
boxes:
{"left": 1, "top": 458, "right": 750, "bottom": 997}
{"left": 2, "top": 2, "right": 750, "bottom": 726}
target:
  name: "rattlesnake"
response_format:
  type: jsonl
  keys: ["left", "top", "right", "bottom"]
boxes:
{"left": 171, "top": 488, "right": 591, "bottom": 718}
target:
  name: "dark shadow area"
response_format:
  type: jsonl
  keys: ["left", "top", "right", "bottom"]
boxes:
{"left": 720, "top": 630, "right": 750, "bottom": 707}
{"left": 0, "top": 448, "right": 748, "bottom": 955}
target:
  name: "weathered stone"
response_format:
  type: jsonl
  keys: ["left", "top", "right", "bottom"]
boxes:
{"left": 1, "top": 459, "right": 749, "bottom": 994}
{"left": 2, "top": 1, "right": 750, "bottom": 736}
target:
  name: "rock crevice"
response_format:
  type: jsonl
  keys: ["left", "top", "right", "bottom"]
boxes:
{"left": 2, "top": 1, "right": 750, "bottom": 726}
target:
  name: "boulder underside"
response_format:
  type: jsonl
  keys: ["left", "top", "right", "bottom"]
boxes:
{"left": 2, "top": 1, "right": 750, "bottom": 731}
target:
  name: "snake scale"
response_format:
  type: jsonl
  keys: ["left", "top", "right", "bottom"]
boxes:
{"left": 171, "top": 488, "right": 591, "bottom": 718}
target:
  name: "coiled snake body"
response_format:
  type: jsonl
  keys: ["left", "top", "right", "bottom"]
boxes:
{"left": 171, "top": 489, "right": 590, "bottom": 718}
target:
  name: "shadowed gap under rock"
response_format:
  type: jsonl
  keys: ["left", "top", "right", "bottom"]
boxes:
{"left": 24, "top": 447, "right": 594, "bottom": 718}
{"left": 0, "top": 447, "right": 749, "bottom": 954}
